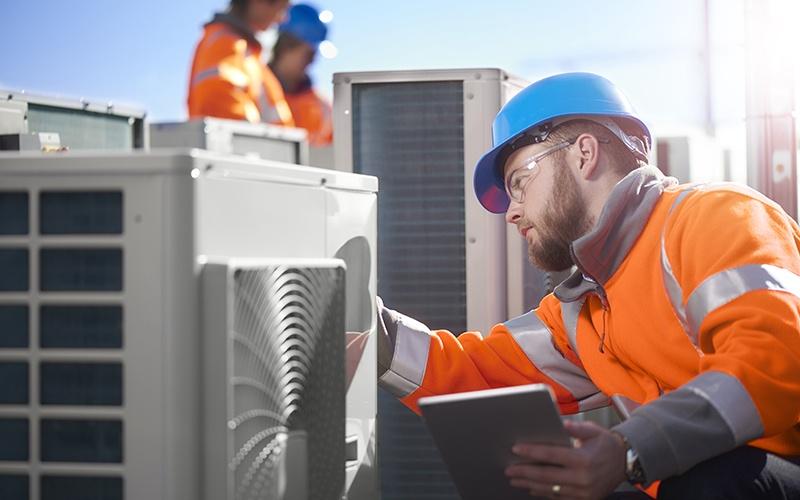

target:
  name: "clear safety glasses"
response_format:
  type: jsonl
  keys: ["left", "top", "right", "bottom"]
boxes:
{"left": 504, "top": 139, "right": 575, "bottom": 204}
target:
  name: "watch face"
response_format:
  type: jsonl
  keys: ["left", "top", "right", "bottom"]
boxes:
{"left": 626, "top": 448, "right": 646, "bottom": 484}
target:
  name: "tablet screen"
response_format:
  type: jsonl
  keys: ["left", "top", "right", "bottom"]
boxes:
{"left": 418, "top": 384, "right": 570, "bottom": 500}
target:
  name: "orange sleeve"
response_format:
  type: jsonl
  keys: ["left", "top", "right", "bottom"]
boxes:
{"left": 384, "top": 295, "right": 602, "bottom": 416}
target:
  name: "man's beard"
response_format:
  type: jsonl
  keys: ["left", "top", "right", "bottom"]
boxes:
{"left": 525, "top": 161, "right": 594, "bottom": 271}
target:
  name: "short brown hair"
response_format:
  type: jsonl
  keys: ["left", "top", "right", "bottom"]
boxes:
{"left": 547, "top": 119, "right": 643, "bottom": 176}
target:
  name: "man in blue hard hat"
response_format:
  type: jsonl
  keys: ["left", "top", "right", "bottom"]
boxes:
{"left": 375, "top": 72, "right": 800, "bottom": 498}
{"left": 268, "top": 3, "right": 333, "bottom": 146}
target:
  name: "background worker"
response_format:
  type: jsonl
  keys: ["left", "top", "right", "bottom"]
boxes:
{"left": 269, "top": 3, "right": 333, "bottom": 146}
{"left": 187, "top": 0, "right": 294, "bottom": 126}
{"left": 376, "top": 73, "right": 800, "bottom": 498}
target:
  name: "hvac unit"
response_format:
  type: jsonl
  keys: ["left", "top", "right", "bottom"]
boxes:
{"left": 0, "top": 90, "right": 147, "bottom": 151}
{"left": 333, "top": 68, "right": 576, "bottom": 500}
{"left": 150, "top": 118, "right": 309, "bottom": 165}
{"left": 655, "top": 132, "right": 727, "bottom": 183}
{"left": 0, "top": 149, "right": 378, "bottom": 500}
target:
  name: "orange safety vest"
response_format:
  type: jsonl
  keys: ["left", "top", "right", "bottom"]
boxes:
{"left": 285, "top": 85, "right": 332, "bottom": 147}
{"left": 377, "top": 167, "right": 800, "bottom": 491}
{"left": 187, "top": 15, "right": 294, "bottom": 126}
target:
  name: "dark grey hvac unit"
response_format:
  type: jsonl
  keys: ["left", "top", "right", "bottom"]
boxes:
{"left": 203, "top": 260, "right": 345, "bottom": 500}
{"left": 0, "top": 90, "right": 147, "bottom": 151}
{"left": 334, "top": 68, "right": 560, "bottom": 500}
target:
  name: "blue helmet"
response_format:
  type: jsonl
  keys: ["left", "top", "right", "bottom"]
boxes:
{"left": 473, "top": 72, "right": 651, "bottom": 214}
{"left": 278, "top": 3, "right": 328, "bottom": 49}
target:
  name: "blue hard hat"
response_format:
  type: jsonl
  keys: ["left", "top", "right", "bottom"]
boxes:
{"left": 279, "top": 3, "right": 328, "bottom": 49}
{"left": 473, "top": 72, "right": 651, "bottom": 214}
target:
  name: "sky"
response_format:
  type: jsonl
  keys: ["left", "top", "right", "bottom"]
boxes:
{"left": 1, "top": 0, "right": 797, "bottom": 173}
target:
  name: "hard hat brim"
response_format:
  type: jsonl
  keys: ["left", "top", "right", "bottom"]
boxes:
{"left": 473, "top": 145, "right": 510, "bottom": 214}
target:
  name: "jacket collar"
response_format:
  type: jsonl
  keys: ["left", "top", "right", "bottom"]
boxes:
{"left": 207, "top": 12, "right": 261, "bottom": 48}
{"left": 555, "top": 166, "right": 677, "bottom": 302}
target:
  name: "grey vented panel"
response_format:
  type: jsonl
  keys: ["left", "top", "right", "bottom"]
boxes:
{"left": 352, "top": 81, "right": 463, "bottom": 500}
{"left": 204, "top": 260, "right": 346, "bottom": 500}
{"left": 352, "top": 81, "right": 466, "bottom": 331}
{"left": 0, "top": 185, "right": 125, "bottom": 497}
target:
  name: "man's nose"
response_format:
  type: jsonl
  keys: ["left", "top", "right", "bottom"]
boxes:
{"left": 505, "top": 203, "right": 521, "bottom": 225}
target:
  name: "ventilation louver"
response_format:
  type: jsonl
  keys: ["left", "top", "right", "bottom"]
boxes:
{"left": 204, "top": 260, "right": 346, "bottom": 500}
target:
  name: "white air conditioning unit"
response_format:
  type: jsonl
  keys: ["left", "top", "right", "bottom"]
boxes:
{"left": 0, "top": 149, "right": 378, "bottom": 500}
{"left": 332, "top": 68, "right": 568, "bottom": 499}
{"left": 655, "top": 132, "right": 726, "bottom": 183}
{"left": 0, "top": 89, "right": 147, "bottom": 151}
{"left": 150, "top": 118, "right": 309, "bottom": 165}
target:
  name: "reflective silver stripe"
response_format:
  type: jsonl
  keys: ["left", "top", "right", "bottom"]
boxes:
{"left": 578, "top": 392, "right": 610, "bottom": 412}
{"left": 685, "top": 371, "right": 764, "bottom": 445}
{"left": 560, "top": 298, "right": 586, "bottom": 355}
{"left": 505, "top": 311, "right": 600, "bottom": 400}
{"left": 661, "top": 236, "right": 688, "bottom": 331}
{"left": 205, "top": 27, "right": 236, "bottom": 47}
{"left": 258, "top": 91, "right": 280, "bottom": 123}
{"left": 191, "top": 67, "right": 220, "bottom": 88}
{"left": 686, "top": 264, "right": 800, "bottom": 342}
{"left": 660, "top": 188, "right": 696, "bottom": 332}
{"left": 378, "top": 317, "right": 431, "bottom": 398}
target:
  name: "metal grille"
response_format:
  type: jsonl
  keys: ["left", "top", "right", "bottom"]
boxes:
{"left": 230, "top": 265, "right": 345, "bottom": 500}
{"left": 0, "top": 189, "right": 125, "bottom": 499}
{"left": 352, "top": 80, "right": 464, "bottom": 500}
{"left": 27, "top": 106, "right": 137, "bottom": 151}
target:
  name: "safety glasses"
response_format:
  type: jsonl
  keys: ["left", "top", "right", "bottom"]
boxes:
{"left": 504, "top": 139, "right": 575, "bottom": 204}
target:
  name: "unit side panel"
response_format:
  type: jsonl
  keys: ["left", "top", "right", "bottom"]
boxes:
{"left": 160, "top": 172, "right": 201, "bottom": 500}
{"left": 324, "top": 189, "right": 378, "bottom": 498}
{"left": 195, "top": 174, "right": 328, "bottom": 259}
{"left": 463, "top": 79, "right": 507, "bottom": 333}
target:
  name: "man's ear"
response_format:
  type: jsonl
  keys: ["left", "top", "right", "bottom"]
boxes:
{"left": 574, "top": 133, "right": 600, "bottom": 179}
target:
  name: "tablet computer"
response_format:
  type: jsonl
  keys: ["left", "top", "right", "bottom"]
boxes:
{"left": 418, "top": 384, "right": 571, "bottom": 500}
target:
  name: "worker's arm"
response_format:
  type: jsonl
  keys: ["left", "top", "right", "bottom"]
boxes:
{"left": 190, "top": 76, "right": 259, "bottom": 122}
{"left": 376, "top": 296, "right": 607, "bottom": 415}
{"left": 188, "top": 34, "right": 260, "bottom": 123}
{"left": 613, "top": 187, "right": 800, "bottom": 484}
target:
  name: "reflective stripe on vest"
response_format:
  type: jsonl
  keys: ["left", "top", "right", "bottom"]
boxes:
{"left": 660, "top": 187, "right": 800, "bottom": 345}
{"left": 505, "top": 310, "right": 608, "bottom": 411}
{"left": 191, "top": 67, "right": 222, "bottom": 88}
{"left": 660, "top": 189, "right": 695, "bottom": 334}
{"left": 258, "top": 90, "right": 281, "bottom": 124}
{"left": 686, "top": 264, "right": 800, "bottom": 342}
{"left": 560, "top": 298, "right": 586, "bottom": 355}
{"left": 504, "top": 310, "right": 600, "bottom": 403}
{"left": 378, "top": 316, "right": 431, "bottom": 399}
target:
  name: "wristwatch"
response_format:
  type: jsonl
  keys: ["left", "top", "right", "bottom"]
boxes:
{"left": 619, "top": 435, "right": 646, "bottom": 485}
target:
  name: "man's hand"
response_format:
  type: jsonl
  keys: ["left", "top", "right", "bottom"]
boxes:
{"left": 505, "top": 420, "right": 627, "bottom": 499}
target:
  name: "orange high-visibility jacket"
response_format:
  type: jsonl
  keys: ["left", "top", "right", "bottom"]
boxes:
{"left": 285, "top": 83, "right": 332, "bottom": 147}
{"left": 377, "top": 166, "right": 800, "bottom": 486}
{"left": 187, "top": 14, "right": 294, "bottom": 126}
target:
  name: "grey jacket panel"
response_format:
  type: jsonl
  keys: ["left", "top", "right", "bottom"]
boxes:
{"left": 613, "top": 371, "right": 764, "bottom": 483}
